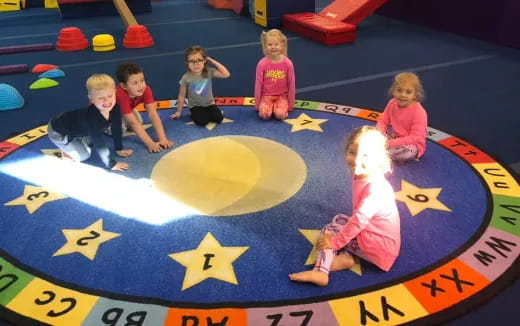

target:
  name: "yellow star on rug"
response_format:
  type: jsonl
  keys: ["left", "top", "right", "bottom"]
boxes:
{"left": 299, "top": 229, "right": 362, "bottom": 275}
{"left": 53, "top": 219, "right": 120, "bottom": 260}
{"left": 124, "top": 124, "right": 152, "bottom": 136}
{"left": 169, "top": 232, "right": 249, "bottom": 290}
{"left": 186, "top": 118, "right": 233, "bottom": 131}
{"left": 299, "top": 229, "right": 322, "bottom": 265}
{"left": 395, "top": 180, "right": 451, "bottom": 216}
{"left": 4, "top": 185, "right": 67, "bottom": 214}
{"left": 284, "top": 113, "right": 328, "bottom": 132}
{"left": 40, "top": 149, "right": 64, "bottom": 159}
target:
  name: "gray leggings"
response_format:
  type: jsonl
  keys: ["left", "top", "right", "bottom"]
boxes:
{"left": 388, "top": 144, "right": 418, "bottom": 163}
{"left": 47, "top": 121, "right": 91, "bottom": 161}
{"left": 386, "top": 129, "right": 419, "bottom": 163}
{"left": 322, "top": 214, "right": 368, "bottom": 260}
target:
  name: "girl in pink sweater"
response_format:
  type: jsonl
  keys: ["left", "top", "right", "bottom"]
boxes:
{"left": 289, "top": 126, "right": 400, "bottom": 286}
{"left": 254, "top": 29, "right": 295, "bottom": 120}
{"left": 376, "top": 72, "right": 428, "bottom": 164}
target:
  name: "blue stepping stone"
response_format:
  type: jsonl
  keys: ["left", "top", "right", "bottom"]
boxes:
{"left": 0, "top": 83, "right": 24, "bottom": 111}
{"left": 38, "top": 68, "right": 65, "bottom": 79}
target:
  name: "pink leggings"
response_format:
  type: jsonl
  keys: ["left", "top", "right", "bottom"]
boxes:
{"left": 314, "top": 214, "right": 369, "bottom": 274}
{"left": 258, "top": 95, "right": 289, "bottom": 120}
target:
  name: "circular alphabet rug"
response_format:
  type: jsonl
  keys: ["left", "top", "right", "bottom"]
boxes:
{"left": 0, "top": 98, "right": 519, "bottom": 326}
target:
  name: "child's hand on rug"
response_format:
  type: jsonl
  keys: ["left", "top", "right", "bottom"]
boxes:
{"left": 169, "top": 110, "right": 182, "bottom": 119}
{"left": 159, "top": 138, "right": 174, "bottom": 149}
{"left": 116, "top": 149, "right": 133, "bottom": 157}
{"left": 111, "top": 162, "right": 129, "bottom": 171}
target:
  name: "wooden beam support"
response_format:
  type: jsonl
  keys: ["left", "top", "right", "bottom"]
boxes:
{"left": 112, "top": 0, "right": 138, "bottom": 26}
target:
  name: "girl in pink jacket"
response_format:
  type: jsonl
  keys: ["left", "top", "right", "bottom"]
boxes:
{"left": 376, "top": 72, "right": 428, "bottom": 164}
{"left": 254, "top": 29, "right": 295, "bottom": 120}
{"left": 289, "top": 126, "right": 400, "bottom": 286}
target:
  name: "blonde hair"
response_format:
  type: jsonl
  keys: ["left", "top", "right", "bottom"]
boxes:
{"left": 261, "top": 29, "right": 288, "bottom": 56}
{"left": 346, "top": 126, "right": 391, "bottom": 176}
{"left": 388, "top": 72, "right": 425, "bottom": 102}
{"left": 86, "top": 74, "right": 115, "bottom": 93}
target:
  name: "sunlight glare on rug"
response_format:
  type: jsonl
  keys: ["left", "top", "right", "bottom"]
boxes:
{"left": 0, "top": 154, "right": 200, "bottom": 224}
{"left": 152, "top": 136, "right": 307, "bottom": 216}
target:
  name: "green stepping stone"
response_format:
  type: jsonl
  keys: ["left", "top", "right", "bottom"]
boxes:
{"left": 29, "top": 78, "right": 59, "bottom": 90}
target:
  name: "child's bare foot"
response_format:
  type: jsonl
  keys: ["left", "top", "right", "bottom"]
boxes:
{"left": 331, "top": 253, "right": 355, "bottom": 271}
{"left": 289, "top": 270, "right": 329, "bottom": 286}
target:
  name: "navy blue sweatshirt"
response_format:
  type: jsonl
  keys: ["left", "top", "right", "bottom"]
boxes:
{"left": 49, "top": 104, "right": 123, "bottom": 169}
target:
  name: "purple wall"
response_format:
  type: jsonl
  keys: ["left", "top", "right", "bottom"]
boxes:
{"left": 376, "top": 0, "right": 520, "bottom": 48}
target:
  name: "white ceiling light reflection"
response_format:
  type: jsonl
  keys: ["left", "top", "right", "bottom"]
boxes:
{"left": 0, "top": 155, "right": 199, "bottom": 225}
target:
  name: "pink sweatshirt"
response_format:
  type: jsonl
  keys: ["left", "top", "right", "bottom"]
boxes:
{"left": 376, "top": 99, "right": 428, "bottom": 157}
{"left": 254, "top": 56, "right": 296, "bottom": 110}
{"left": 331, "top": 175, "right": 400, "bottom": 271}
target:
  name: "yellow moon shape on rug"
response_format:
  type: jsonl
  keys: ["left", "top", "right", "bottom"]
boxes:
{"left": 151, "top": 136, "right": 307, "bottom": 216}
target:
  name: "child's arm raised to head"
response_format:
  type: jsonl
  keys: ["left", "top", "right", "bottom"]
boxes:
{"left": 207, "top": 57, "right": 230, "bottom": 79}
{"left": 144, "top": 102, "right": 174, "bottom": 150}
{"left": 169, "top": 85, "right": 187, "bottom": 120}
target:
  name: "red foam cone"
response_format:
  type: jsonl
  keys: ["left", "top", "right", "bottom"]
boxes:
{"left": 123, "top": 25, "right": 154, "bottom": 49}
{"left": 56, "top": 27, "right": 89, "bottom": 52}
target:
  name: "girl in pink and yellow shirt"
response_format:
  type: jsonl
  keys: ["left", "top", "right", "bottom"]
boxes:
{"left": 254, "top": 29, "right": 295, "bottom": 120}
{"left": 290, "top": 126, "right": 400, "bottom": 286}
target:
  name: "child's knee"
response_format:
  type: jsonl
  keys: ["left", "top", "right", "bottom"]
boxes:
{"left": 212, "top": 109, "right": 224, "bottom": 123}
{"left": 273, "top": 103, "right": 288, "bottom": 120}
{"left": 190, "top": 111, "right": 209, "bottom": 126}
{"left": 78, "top": 148, "right": 92, "bottom": 161}
{"left": 78, "top": 153, "right": 91, "bottom": 162}
{"left": 258, "top": 111, "right": 272, "bottom": 120}
{"left": 391, "top": 151, "right": 416, "bottom": 164}
{"left": 274, "top": 110, "right": 288, "bottom": 120}
{"left": 68, "top": 150, "right": 88, "bottom": 162}
{"left": 193, "top": 118, "right": 208, "bottom": 126}
{"left": 214, "top": 115, "right": 224, "bottom": 123}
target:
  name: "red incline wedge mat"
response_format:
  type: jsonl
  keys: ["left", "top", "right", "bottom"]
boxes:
{"left": 283, "top": 0, "right": 387, "bottom": 45}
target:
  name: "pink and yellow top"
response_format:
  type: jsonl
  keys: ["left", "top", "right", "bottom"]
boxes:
{"left": 254, "top": 56, "right": 296, "bottom": 110}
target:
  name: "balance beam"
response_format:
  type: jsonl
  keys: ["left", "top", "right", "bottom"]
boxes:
{"left": 0, "top": 43, "right": 54, "bottom": 55}
{"left": 0, "top": 64, "right": 29, "bottom": 75}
